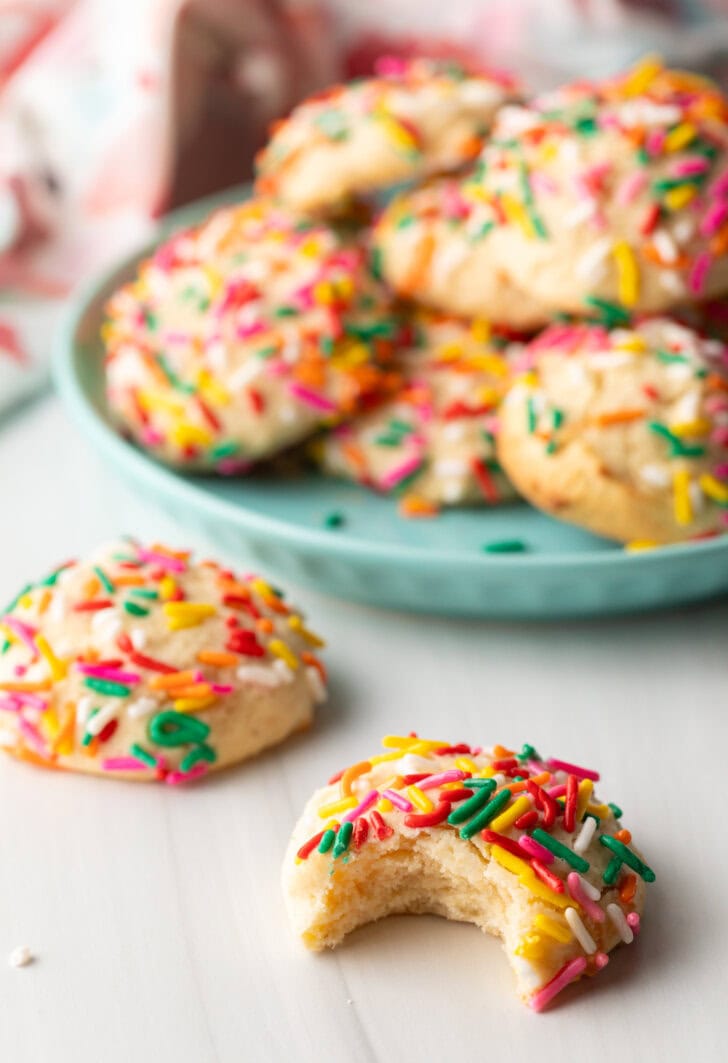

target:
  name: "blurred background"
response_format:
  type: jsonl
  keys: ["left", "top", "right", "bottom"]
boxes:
{"left": 2, "top": 0, "right": 728, "bottom": 410}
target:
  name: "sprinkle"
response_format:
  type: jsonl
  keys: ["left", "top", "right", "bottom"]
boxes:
{"left": 518, "top": 834, "right": 554, "bottom": 863}
{"left": 546, "top": 757, "right": 599, "bottom": 782}
{"left": 268, "top": 639, "right": 299, "bottom": 670}
{"left": 404, "top": 799, "right": 452, "bottom": 828}
{"left": 599, "top": 835, "right": 655, "bottom": 882}
{"left": 673, "top": 469, "right": 693, "bottom": 526}
{"left": 534, "top": 913, "right": 572, "bottom": 944}
{"left": 381, "top": 789, "right": 413, "bottom": 812}
{"left": 323, "top": 511, "right": 345, "bottom": 529}
{"left": 530, "top": 957, "right": 587, "bottom": 1012}
{"left": 8, "top": 946, "right": 33, "bottom": 969}
{"left": 567, "top": 872, "right": 604, "bottom": 922}
{"left": 573, "top": 816, "right": 597, "bottom": 854}
{"left": 458, "top": 787, "right": 512, "bottom": 840}
{"left": 699, "top": 473, "right": 728, "bottom": 505}
{"left": 564, "top": 907, "right": 597, "bottom": 954}
{"left": 490, "top": 794, "right": 531, "bottom": 832}
{"left": 531, "top": 829, "right": 589, "bottom": 872}
{"left": 406, "top": 785, "right": 434, "bottom": 813}
{"left": 418, "top": 769, "right": 467, "bottom": 791}
{"left": 333, "top": 821, "right": 354, "bottom": 858}
{"left": 606, "top": 902, "right": 634, "bottom": 943}
{"left": 297, "top": 830, "right": 327, "bottom": 861}
{"left": 342, "top": 790, "right": 379, "bottom": 823}
{"left": 101, "top": 756, "right": 149, "bottom": 772}
{"left": 83, "top": 676, "right": 132, "bottom": 698}
{"left": 689, "top": 251, "right": 712, "bottom": 295}
{"left": 318, "top": 794, "right": 357, "bottom": 819}
{"left": 613, "top": 241, "right": 639, "bottom": 307}
{"left": 318, "top": 829, "right": 336, "bottom": 854}
{"left": 447, "top": 779, "right": 496, "bottom": 825}
{"left": 482, "top": 539, "right": 527, "bottom": 554}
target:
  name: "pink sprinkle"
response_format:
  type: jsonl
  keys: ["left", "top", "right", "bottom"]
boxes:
{"left": 136, "top": 547, "right": 186, "bottom": 573}
{"left": 218, "top": 458, "right": 253, "bottom": 477}
{"left": 379, "top": 454, "right": 423, "bottom": 491}
{"left": 374, "top": 54, "right": 409, "bottom": 78}
{"left": 547, "top": 784, "right": 567, "bottom": 799}
{"left": 594, "top": 952, "right": 610, "bottom": 970}
{"left": 710, "top": 168, "right": 728, "bottom": 200}
{"left": 626, "top": 912, "right": 641, "bottom": 934}
{"left": 235, "top": 320, "right": 266, "bottom": 340}
{"left": 101, "top": 756, "right": 149, "bottom": 772}
{"left": 713, "top": 463, "right": 728, "bottom": 479}
{"left": 288, "top": 382, "right": 337, "bottom": 413}
{"left": 530, "top": 956, "right": 588, "bottom": 1012}
{"left": 530, "top": 172, "right": 558, "bottom": 196}
{"left": 141, "top": 427, "right": 164, "bottom": 447}
{"left": 18, "top": 717, "right": 47, "bottom": 755}
{"left": 547, "top": 758, "right": 600, "bottom": 782}
{"left": 567, "top": 872, "right": 605, "bottom": 922}
{"left": 165, "top": 763, "right": 209, "bottom": 785}
{"left": 616, "top": 171, "right": 648, "bottom": 206}
{"left": 380, "top": 789, "right": 413, "bottom": 812}
{"left": 342, "top": 789, "right": 379, "bottom": 822}
{"left": 518, "top": 835, "right": 554, "bottom": 863}
{"left": 0, "top": 696, "right": 21, "bottom": 713}
{"left": 1, "top": 617, "right": 39, "bottom": 655}
{"left": 418, "top": 769, "right": 468, "bottom": 791}
{"left": 711, "top": 427, "right": 728, "bottom": 448}
{"left": 700, "top": 200, "right": 728, "bottom": 237}
{"left": 645, "top": 127, "right": 665, "bottom": 156}
{"left": 211, "top": 684, "right": 234, "bottom": 694}
{"left": 8, "top": 691, "right": 48, "bottom": 710}
{"left": 671, "top": 157, "right": 710, "bottom": 178}
{"left": 76, "top": 664, "right": 141, "bottom": 684}
{"left": 689, "top": 251, "right": 712, "bottom": 295}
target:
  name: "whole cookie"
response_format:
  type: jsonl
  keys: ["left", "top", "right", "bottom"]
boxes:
{"left": 498, "top": 317, "right": 728, "bottom": 544}
{"left": 283, "top": 734, "right": 653, "bottom": 1011}
{"left": 0, "top": 540, "right": 326, "bottom": 782}
{"left": 104, "top": 200, "right": 401, "bottom": 470}
{"left": 255, "top": 56, "right": 519, "bottom": 215}
{"left": 374, "top": 59, "right": 728, "bottom": 329}
{"left": 318, "top": 313, "right": 520, "bottom": 510}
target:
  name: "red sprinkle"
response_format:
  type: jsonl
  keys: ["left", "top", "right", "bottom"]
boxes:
{"left": 353, "top": 817, "right": 370, "bottom": 849}
{"left": 296, "top": 830, "right": 326, "bottom": 861}
{"left": 404, "top": 800, "right": 451, "bottom": 828}
{"left": 73, "top": 599, "right": 113, "bottom": 612}
{"left": 563, "top": 774, "right": 578, "bottom": 833}
{"left": 471, "top": 458, "right": 500, "bottom": 503}
{"left": 441, "top": 788, "right": 474, "bottom": 803}
{"left": 514, "top": 810, "right": 539, "bottom": 830}
{"left": 482, "top": 830, "right": 527, "bottom": 859}
{"left": 530, "top": 859, "right": 565, "bottom": 893}
{"left": 527, "top": 780, "right": 559, "bottom": 828}
{"left": 370, "top": 810, "right": 394, "bottom": 840}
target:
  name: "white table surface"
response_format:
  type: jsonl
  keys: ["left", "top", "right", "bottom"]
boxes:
{"left": 0, "top": 394, "right": 725, "bottom": 1063}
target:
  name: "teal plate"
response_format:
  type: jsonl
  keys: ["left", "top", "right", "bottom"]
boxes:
{"left": 53, "top": 188, "right": 728, "bottom": 618}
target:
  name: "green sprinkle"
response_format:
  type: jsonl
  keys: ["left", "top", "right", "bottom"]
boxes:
{"left": 636, "top": 147, "right": 651, "bottom": 166}
{"left": 648, "top": 421, "right": 706, "bottom": 458}
{"left": 394, "top": 214, "right": 416, "bottom": 230}
{"left": 573, "top": 116, "right": 598, "bottom": 137}
{"left": 180, "top": 743, "right": 217, "bottom": 774}
{"left": 83, "top": 677, "right": 131, "bottom": 698}
{"left": 323, "top": 511, "right": 345, "bottom": 530}
{"left": 531, "top": 829, "right": 590, "bottom": 872}
{"left": 545, "top": 440, "right": 558, "bottom": 455}
{"left": 2, "top": 582, "right": 32, "bottom": 614}
{"left": 603, "top": 855, "right": 623, "bottom": 886}
{"left": 148, "top": 710, "right": 210, "bottom": 748}
{"left": 130, "top": 743, "right": 158, "bottom": 769}
{"left": 653, "top": 174, "right": 705, "bottom": 194}
{"left": 123, "top": 600, "right": 149, "bottom": 617}
{"left": 93, "top": 566, "right": 115, "bottom": 595}
{"left": 468, "top": 220, "right": 495, "bottom": 242}
{"left": 374, "top": 434, "right": 405, "bottom": 448}
{"left": 157, "top": 354, "right": 194, "bottom": 394}
{"left": 584, "top": 296, "right": 631, "bottom": 326}
{"left": 369, "top": 247, "right": 383, "bottom": 281}
{"left": 599, "top": 835, "right": 655, "bottom": 882}
{"left": 333, "top": 821, "right": 354, "bottom": 858}
{"left": 345, "top": 321, "right": 396, "bottom": 342}
{"left": 255, "top": 345, "right": 278, "bottom": 360}
{"left": 210, "top": 441, "right": 240, "bottom": 460}
{"left": 318, "top": 828, "right": 336, "bottom": 854}
{"left": 319, "top": 335, "right": 335, "bottom": 358}
{"left": 129, "top": 588, "right": 158, "bottom": 600}
{"left": 527, "top": 397, "right": 537, "bottom": 433}
{"left": 0, "top": 638, "right": 10, "bottom": 655}
{"left": 315, "top": 110, "right": 349, "bottom": 141}
{"left": 39, "top": 566, "right": 67, "bottom": 588}
{"left": 552, "top": 408, "right": 565, "bottom": 429}
{"left": 459, "top": 788, "right": 513, "bottom": 840}
{"left": 463, "top": 778, "right": 496, "bottom": 788}
{"left": 608, "top": 802, "right": 623, "bottom": 819}
{"left": 143, "top": 308, "right": 158, "bottom": 332}
{"left": 482, "top": 539, "right": 527, "bottom": 554}
{"left": 275, "top": 306, "right": 298, "bottom": 318}
{"left": 392, "top": 460, "right": 426, "bottom": 495}
{"left": 447, "top": 780, "right": 497, "bottom": 825}
{"left": 655, "top": 349, "right": 688, "bottom": 365}
{"left": 518, "top": 743, "right": 541, "bottom": 763}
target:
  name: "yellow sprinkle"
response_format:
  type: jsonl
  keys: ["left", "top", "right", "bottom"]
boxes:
{"left": 159, "top": 576, "right": 178, "bottom": 601}
{"left": 268, "top": 639, "right": 299, "bottom": 671}
{"left": 197, "top": 370, "right": 231, "bottom": 406}
{"left": 313, "top": 281, "right": 336, "bottom": 305}
{"left": 370, "top": 750, "right": 412, "bottom": 765}
{"left": 251, "top": 578, "right": 274, "bottom": 598}
{"left": 162, "top": 602, "right": 216, "bottom": 630}
{"left": 39, "top": 706, "right": 60, "bottom": 742}
{"left": 170, "top": 423, "right": 214, "bottom": 449}
{"left": 500, "top": 193, "right": 535, "bottom": 239}
{"left": 407, "top": 785, "right": 434, "bottom": 813}
{"left": 287, "top": 615, "right": 325, "bottom": 648}
{"left": 137, "top": 390, "right": 186, "bottom": 416}
{"left": 469, "top": 354, "right": 509, "bottom": 378}
{"left": 673, "top": 468, "right": 693, "bottom": 526}
{"left": 519, "top": 871, "right": 572, "bottom": 909}
{"left": 490, "top": 844, "right": 529, "bottom": 874}
{"left": 664, "top": 122, "right": 696, "bottom": 153}
{"left": 664, "top": 185, "right": 697, "bottom": 212}
{"left": 491, "top": 795, "right": 531, "bottom": 833}
{"left": 586, "top": 802, "right": 612, "bottom": 819}
{"left": 700, "top": 473, "right": 728, "bottom": 504}
{"left": 454, "top": 756, "right": 478, "bottom": 773}
{"left": 614, "top": 334, "right": 647, "bottom": 353}
{"left": 626, "top": 539, "right": 660, "bottom": 553}
{"left": 621, "top": 54, "right": 662, "bottom": 96}
{"left": 318, "top": 795, "right": 357, "bottom": 819}
{"left": 174, "top": 695, "right": 218, "bottom": 713}
{"left": 534, "top": 913, "right": 573, "bottom": 944}
{"left": 203, "top": 265, "right": 223, "bottom": 298}
{"left": 514, "top": 933, "right": 548, "bottom": 962}
{"left": 298, "top": 236, "right": 322, "bottom": 258}
{"left": 575, "top": 779, "right": 594, "bottom": 822}
{"left": 34, "top": 634, "right": 68, "bottom": 682}
{"left": 470, "top": 319, "right": 491, "bottom": 345}
{"left": 613, "top": 240, "right": 639, "bottom": 307}
{"left": 382, "top": 735, "right": 445, "bottom": 752}
{"left": 377, "top": 798, "right": 394, "bottom": 813}
{"left": 669, "top": 418, "right": 712, "bottom": 438}
{"left": 373, "top": 106, "right": 420, "bottom": 154}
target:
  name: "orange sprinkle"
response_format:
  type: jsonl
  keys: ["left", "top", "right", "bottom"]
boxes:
{"left": 340, "top": 760, "right": 372, "bottom": 797}
{"left": 53, "top": 703, "right": 76, "bottom": 756}
{"left": 8, "top": 745, "right": 61, "bottom": 771}
{"left": 256, "top": 618, "right": 275, "bottom": 634}
{"left": 342, "top": 440, "right": 369, "bottom": 474}
{"left": 615, "top": 828, "right": 632, "bottom": 844}
{"left": 218, "top": 581, "right": 251, "bottom": 599}
{"left": 710, "top": 224, "right": 728, "bottom": 257}
{"left": 595, "top": 408, "right": 646, "bottom": 427}
{"left": 401, "top": 230, "right": 435, "bottom": 296}
{"left": 149, "top": 670, "right": 197, "bottom": 691}
{"left": 493, "top": 744, "right": 515, "bottom": 758}
{"left": 301, "top": 651, "right": 327, "bottom": 684}
{"left": 500, "top": 770, "right": 551, "bottom": 794}
{"left": 83, "top": 576, "right": 101, "bottom": 599}
{"left": 398, "top": 494, "right": 440, "bottom": 519}
{"left": 197, "top": 650, "right": 239, "bottom": 668}
{"left": 167, "top": 683, "right": 213, "bottom": 699}
{"left": 0, "top": 680, "right": 52, "bottom": 693}
{"left": 36, "top": 589, "right": 52, "bottom": 615}
{"left": 112, "top": 573, "right": 146, "bottom": 587}
{"left": 619, "top": 873, "right": 638, "bottom": 904}
{"left": 83, "top": 736, "right": 99, "bottom": 758}
{"left": 641, "top": 242, "right": 689, "bottom": 270}
{"left": 707, "top": 373, "right": 728, "bottom": 394}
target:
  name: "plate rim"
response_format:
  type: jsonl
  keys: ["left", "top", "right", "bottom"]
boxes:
{"left": 52, "top": 188, "right": 728, "bottom": 577}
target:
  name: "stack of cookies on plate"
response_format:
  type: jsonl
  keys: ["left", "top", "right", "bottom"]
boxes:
{"left": 104, "top": 55, "right": 728, "bottom": 546}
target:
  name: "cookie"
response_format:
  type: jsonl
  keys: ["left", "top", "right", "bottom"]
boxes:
{"left": 283, "top": 734, "right": 653, "bottom": 1011}
{"left": 318, "top": 313, "right": 520, "bottom": 510}
{"left": 255, "top": 56, "right": 519, "bottom": 215}
{"left": 0, "top": 539, "right": 326, "bottom": 782}
{"left": 374, "top": 59, "right": 728, "bottom": 329}
{"left": 104, "top": 200, "right": 401, "bottom": 470}
{"left": 497, "top": 317, "right": 728, "bottom": 544}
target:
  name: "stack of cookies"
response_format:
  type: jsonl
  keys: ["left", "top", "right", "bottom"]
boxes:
{"left": 104, "top": 55, "right": 728, "bottom": 546}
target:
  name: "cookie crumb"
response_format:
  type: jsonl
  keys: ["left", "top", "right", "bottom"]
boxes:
{"left": 8, "top": 946, "right": 33, "bottom": 968}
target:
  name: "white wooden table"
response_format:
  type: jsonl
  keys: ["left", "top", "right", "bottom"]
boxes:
{"left": 0, "top": 394, "right": 725, "bottom": 1063}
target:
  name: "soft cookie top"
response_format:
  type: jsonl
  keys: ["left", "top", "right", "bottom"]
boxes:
{"left": 374, "top": 59, "right": 728, "bottom": 328}
{"left": 0, "top": 540, "right": 326, "bottom": 782}
{"left": 283, "top": 734, "right": 654, "bottom": 1011}
{"left": 255, "top": 56, "right": 520, "bottom": 215}
{"left": 498, "top": 317, "right": 728, "bottom": 544}
{"left": 319, "top": 312, "right": 521, "bottom": 511}
{"left": 104, "top": 199, "right": 401, "bottom": 470}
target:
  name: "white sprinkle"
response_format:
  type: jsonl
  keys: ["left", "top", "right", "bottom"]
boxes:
{"left": 689, "top": 479, "right": 705, "bottom": 513}
{"left": 48, "top": 592, "right": 66, "bottom": 624}
{"left": 432, "top": 242, "right": 468, "bottom": 285}
{"left": 130, "top": 628, "right": 147, "bottom": 651}
{"left": 441, "top": 422, "right": 467, "bottom": 443}
{"left": 671, "top": 391, "right": 701, "bottom": 424}
{"left": 85, "top": 702, "right": 120, "bottom": 737}
{"left": 639, "top": 464, "right": 670, "bottom": 489}
{"left": 672, "top": 216, "right": 696, "bottom": 245}
{"left": 305, "top": 666, "right": 327, "bottom": 704}
{"left": 658, "top": 270, "right": 685, "bottom": 296}
{"left": 565, "top": 907, "right": 597, "bottom": 954}
{"left": 575, "top": 237, "right": 612, "bottom": 281}
{"left": 236, "top": 665, "right": 284, "bottom": 687}
{"left": 76, "top": 696, "right": 94, "bottom": 728}
{"left": 442, "top": 481, "right": 466, "bottom": 504}
{"left": 8, "top": 946, "right": 33, "bottom": 968}
{"left": 652, "top": 228, "right": 678, "bottom": 264}
{"left": 607, "top": 902, "right": 634, "bottom": 944}
{"left": 573, "top": 816, "right": 597, "bottom": 854}
{"left": 563, "top": 200, "right": 597, "bottom": 229}
{"left": 229, "top": 360, "right": 264, "bottom": 390}
{"left": 127, "top": 696, "right": 159, "bottom": 720}
{"left": 433, "top": 458, "right": 468, "bottom": 477}
{"left": 273, "top": 658, "right": 295, "bottom": 682}
{"left": 574, "top": 873, "right": 601, "bottom": 901}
